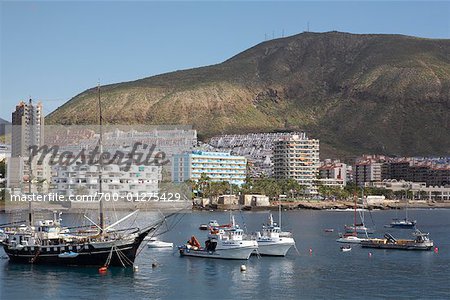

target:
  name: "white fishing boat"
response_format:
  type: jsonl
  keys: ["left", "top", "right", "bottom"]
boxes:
{"left": 145, "top": 237, "right": 173, "bottom": 248}
{"left": 179, "top": 216, "right": 257, "bottom": 260}
{"left": 255, "top": 213, "right": 295, "bottom": 256}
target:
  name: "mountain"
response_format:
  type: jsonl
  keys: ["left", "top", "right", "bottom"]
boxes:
{"left": 46, "top": 31, "right": 450, "bottom": 159}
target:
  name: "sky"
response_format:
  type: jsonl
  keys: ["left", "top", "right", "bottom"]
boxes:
{"left": 1, "top": 1, "right": 449, "bottom": 121}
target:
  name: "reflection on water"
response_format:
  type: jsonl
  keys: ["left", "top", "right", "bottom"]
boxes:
{"left": 1, "top": 209, "right": 450, "bottom": 299}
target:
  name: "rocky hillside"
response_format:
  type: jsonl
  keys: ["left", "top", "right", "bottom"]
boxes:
{"left": 47, "top": 31, "right": 450, "bottom": 158}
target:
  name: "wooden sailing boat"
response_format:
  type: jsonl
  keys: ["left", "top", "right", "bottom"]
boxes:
{"left": 1, "top": 85, "right": 171, "bottom": 267}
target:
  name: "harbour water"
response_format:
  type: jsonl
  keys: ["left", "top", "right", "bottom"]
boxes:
{"left": 1, "top": 209, "right": 449, "bottom": 299}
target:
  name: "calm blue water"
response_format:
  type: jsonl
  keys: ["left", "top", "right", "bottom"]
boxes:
{"left": 1, "top": 209, "right": 449, "bottom": 299}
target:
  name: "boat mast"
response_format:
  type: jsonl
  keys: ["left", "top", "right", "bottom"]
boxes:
{"left": 27, "top": 98, "right": 34, "bottom": 227}
{"left": 98, "top": 83, "right": 104, "bottom": 232}
{"left": 405, "top": 188, "right": 409, "bottom": 220}
{"left": 353, "top": 192, "right": 357, "bottom": 235}
{"left": 28, "top": 145, "right": 33, "bottom": 226}
{"left": 361, "top": 187, "right": 365, "bottom": 224}
{"left": 278, "top": 202, "right": 282, "bottom": 229}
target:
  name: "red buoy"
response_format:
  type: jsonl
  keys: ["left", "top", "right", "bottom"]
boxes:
{"left": 434, "top": 247, "right": 439, "bottom": 253}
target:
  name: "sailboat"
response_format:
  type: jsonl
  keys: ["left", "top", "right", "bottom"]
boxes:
{"left": 387, "top": 191, "right": 416, "bottom": 229}
{"left": 337, "top": 193, "right": 369, "bottom": 244}
{"left": 1, "top": 86, "right": 172, "bottom": 267}
{"left": 344, "top": 190, "right": 374, "bottom": 234}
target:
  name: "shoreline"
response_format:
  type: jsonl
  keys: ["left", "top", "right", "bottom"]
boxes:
{"left": 2, "top": 200, "right": 450, "bottom": 213}
{"left": 194, "top": 200, "right": 450, "bottom": 211}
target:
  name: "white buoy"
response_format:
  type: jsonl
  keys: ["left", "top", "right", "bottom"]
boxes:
{"left": 133, "top": 265, "right": 139, "bottom": 272}
{"left": 240, "top": 265, "right": 247, "bottom": 272}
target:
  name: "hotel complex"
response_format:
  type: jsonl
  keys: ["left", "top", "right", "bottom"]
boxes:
{"left": 273, "top": 133, "right": 320, "bottom": 194}
{"left": 172, "top": 151, "right": 247, "bottom": 185}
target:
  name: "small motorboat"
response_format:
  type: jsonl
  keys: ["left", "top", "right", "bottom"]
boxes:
{"left": 340, "top": 246, "right": 352, "bottom": 252}
{"left": 208, "top": 220, "right": 220, "bottom": 227}
{"left": 199, "top": 220, "right": 220, "bottom": 231}
{"left": 336, "top": 233, "right": 367, "bottom": 244}
{"left": 199, "top": 224, "right": 208, "bottom": 230}
{"left": 58, "top": 251, "right": 79, "bottom": 258}
{"left": 324, "top": 228, "right": 334, "bottom": 233}
{"left": 145, "top": 237, "right": 173, "bottom": 248}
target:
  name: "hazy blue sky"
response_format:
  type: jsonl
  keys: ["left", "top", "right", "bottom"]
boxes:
{"left": 1, "top": 1, "right": 449, "bottom": 120}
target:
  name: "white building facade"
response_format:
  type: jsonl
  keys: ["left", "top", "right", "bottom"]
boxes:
{"left": 52, "top": 163, "right": 161, "bottom": 198}
{"left": 273, "top": 133, "right": 320, "bottom": 194}
{"left": 172, "top": 151, "right": 247, "bottom": 186}
{"left": 318, "top": 160, "right": 348, "bottom": 188}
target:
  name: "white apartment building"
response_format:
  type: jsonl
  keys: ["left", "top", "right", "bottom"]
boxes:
{"left": 172, "top": 151, "right": 247, "bottom": 186}
{"left": 354, "top": 161, "right": 383, "bottom": 187}
{"left": 11, "top": 99, "right": 44, "bottom": 157}
{"left": 52, "top": 163, "right": 161, "bottom": 198}
{"left": 7, "top": 155, "right": 53, "bottom": 194}
{"left": 273, "top": 133, "right": 320, "bottom": 194}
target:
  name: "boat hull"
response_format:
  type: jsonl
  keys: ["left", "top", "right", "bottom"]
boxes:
{"left": 147, "top": 242, "right": 173, "bottom": 248}
{"left": 3, "top": 241, "right": 139, "bottom": 266}
{"left": 179, "top": 246, "right": 256, "bottom": 260}
{"left": 255, "top": 239, "right": 295, "bottom": 256}
{"left": 344, "top": 226, "right": 374, "bottom": 234}
{"left": 361, "top": 241, "right": 433, "bottom": 250}
{"left": 2, "top": 227, "right": 157, "bottom": 266}
{"left": 388, "top": 224, "right": 416, "bottom": 229}
{"left": 336, "top": 237, "right": 366, "bottom": 244}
